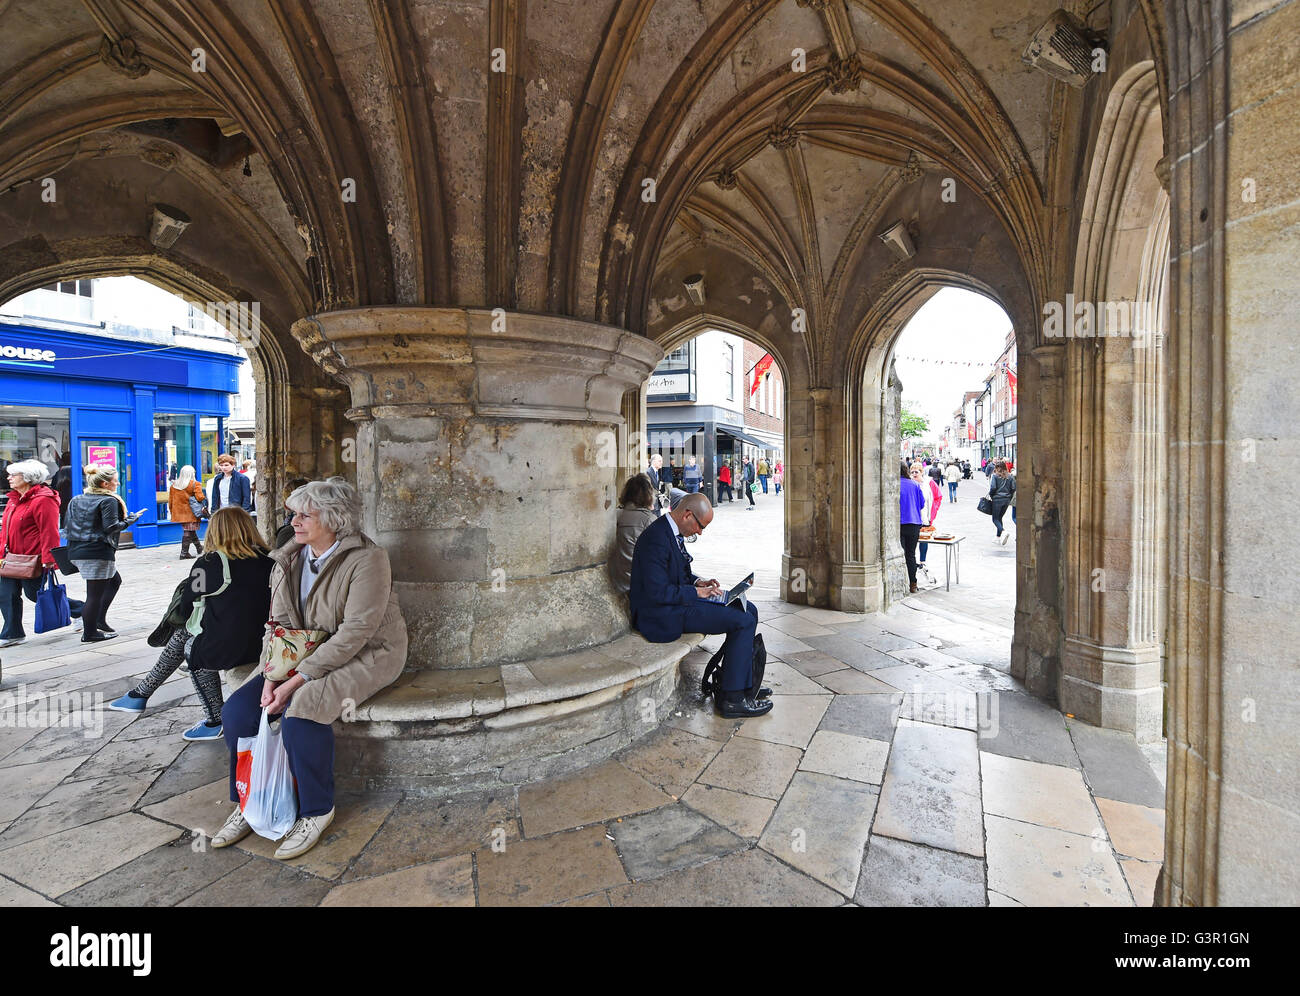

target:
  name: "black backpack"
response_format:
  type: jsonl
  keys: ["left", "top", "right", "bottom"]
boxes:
{"left": 700, "top": 632, "right": 766, "bottom": 701}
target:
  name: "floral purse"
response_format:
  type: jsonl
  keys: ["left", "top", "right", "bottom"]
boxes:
{"left": 261, "top": 622, "right": 330, "bottom": 681}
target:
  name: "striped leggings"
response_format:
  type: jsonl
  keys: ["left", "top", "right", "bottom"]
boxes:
{"left": 131, "top": 628, "right": 225, "bottom": 725}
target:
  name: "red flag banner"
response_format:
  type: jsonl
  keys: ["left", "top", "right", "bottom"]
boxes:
{"left": 967, "top": 422, "right": 975, "bottom": 441}
{"left": 749, "top": 353, "right": 774, "bottom": 396}
{"left": 1007, "top": 366, "right": 1018, "bottom": 407}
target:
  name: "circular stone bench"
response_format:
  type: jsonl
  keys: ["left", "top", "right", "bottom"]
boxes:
{"left": 332, "top": 632, "right": 705, "bottom": 796}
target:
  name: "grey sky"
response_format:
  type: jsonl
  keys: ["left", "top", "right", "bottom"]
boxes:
{"left": 891, "top": 287, "right": 1012, "bottom": 437}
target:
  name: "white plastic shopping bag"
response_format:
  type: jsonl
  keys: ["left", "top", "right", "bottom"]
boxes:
{"left": 238, "top": 708, "right": 298, "bottom": 840}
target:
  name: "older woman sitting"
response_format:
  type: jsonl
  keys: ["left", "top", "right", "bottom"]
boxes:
{"left": 211, "top": 477, "right": 408, "bottom": 860}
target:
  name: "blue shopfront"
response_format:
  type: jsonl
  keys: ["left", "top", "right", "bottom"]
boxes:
{"left": 0, "top": 321, "right": 242, "bottom": 548}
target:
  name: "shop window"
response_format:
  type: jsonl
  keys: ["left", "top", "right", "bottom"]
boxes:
{"left": 0, "top": 404, "right": 71, "bottom": 519}
{"left": 199, "top": 416, "right": 221, "bottom": 481}
{"left": 154, "top": 414, "right": 196, "bottom": 520}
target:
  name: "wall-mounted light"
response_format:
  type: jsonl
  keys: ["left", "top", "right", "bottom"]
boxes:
{"left": 149, "top": 203, "right": 192, "bottom": 249}
{"left": 683, "top": 272, "right": 706, "bottom": 306}
{"left": 878, "top": 221, "right": 915, "bottom": 260}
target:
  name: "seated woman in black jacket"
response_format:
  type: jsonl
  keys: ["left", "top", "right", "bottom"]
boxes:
{"left": 108, "top": 507, "right": 273, "bottom": 741}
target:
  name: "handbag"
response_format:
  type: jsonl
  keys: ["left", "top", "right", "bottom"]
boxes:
{"left": 34, "top": 570, "right": 72, "bottom": 633}
{"left": 261, "top": 622, "right": 330, "bottom": 681}
{"left": 187, "top": 492, "right": 209, "bottom": 519}
{"left": 0, "top": 548, "right": 42, "bottom": 580}
{"left": 50, "top": 545, "right": 77, "bottom": 575}
{"left": 977, "top": 496, "right": 994, "bottom": 515}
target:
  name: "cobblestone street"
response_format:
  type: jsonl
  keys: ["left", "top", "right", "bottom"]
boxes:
{"left": 1, "top": 496, "right": 1166, "bottom": 906}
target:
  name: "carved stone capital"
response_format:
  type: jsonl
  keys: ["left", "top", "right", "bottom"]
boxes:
{"left": 827, "top": 54, "right": 864, "bottom": 94}
{"left": 713, "top": 168, "right": 738, "bottom": 190}
{"left": 768, "top": 125, "right": 800, "bottom": 150}
{"left": 99, "top": 36, "right": 149, "bottom": 79}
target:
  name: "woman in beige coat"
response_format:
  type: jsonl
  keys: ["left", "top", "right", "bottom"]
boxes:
{"left": 211, "top": 477, "right": 407, "bottom": 860}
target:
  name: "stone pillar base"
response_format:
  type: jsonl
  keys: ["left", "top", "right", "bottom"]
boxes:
{"left": 829, "top": 561, "right": 882, "bottom": 613}
{"left": 1060, "top": 637, "right": 1163, "bottom": 741}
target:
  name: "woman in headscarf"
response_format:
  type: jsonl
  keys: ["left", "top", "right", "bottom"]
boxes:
{"left": 168, "top": 464, "right": 207, "bottom": 559}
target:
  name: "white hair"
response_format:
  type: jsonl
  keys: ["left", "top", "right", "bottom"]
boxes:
{"left": 285, "top": 477, "right": 363, "bottom": 537}
{"left": 7, "top": 459, "right": 50, "bottom": 485}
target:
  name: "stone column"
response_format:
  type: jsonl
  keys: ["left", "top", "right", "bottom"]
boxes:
{"left": 1059, "top": 333, "right": 1166, "bottom": 740}
{"left": 292, "top": 308, "right": 662, "bottom": 670}
{"left": 1011, "top": 344, "right": 1064, "bottom": 699}
{"left": 782, "top": 380, "right": 815, "bottom": 603}
{"left": 1160, "top": 0, "right": 1300, "bottom": 906}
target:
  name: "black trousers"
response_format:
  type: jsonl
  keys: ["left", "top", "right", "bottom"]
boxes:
{"left": 745, "top": 482, "right": 755, "bottom": 505}
{"left": 900, "top": 523, "right": 922, "bottom": 586}
{"left": 718, "top": 483, "right": 733, "bottom": 501}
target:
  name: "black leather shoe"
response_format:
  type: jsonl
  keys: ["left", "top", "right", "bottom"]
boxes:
{"left": 716, "top": 693, "right": 774, "bottom": 718}
{"left": 757, "top": 687, "right": 773, "bottom": 699}
{"left": 81, "top": 631, "right": 118, "bottom": 643}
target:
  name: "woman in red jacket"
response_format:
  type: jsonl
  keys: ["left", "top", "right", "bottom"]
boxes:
{"left": 0, "top": 459, "right": 62, "bottom": 647}
{"left": 717, "top": 462, "right": 734, "bottom": 502}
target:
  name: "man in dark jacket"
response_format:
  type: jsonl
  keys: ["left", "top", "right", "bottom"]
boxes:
{"left": 628, "top": 493, "right": 770, "bottom": 718}
{"left": 207, "top": 454, "right": 252, "bottom": 512}
{"left": 741, "top": 457, "right": 756, "bottom": 510}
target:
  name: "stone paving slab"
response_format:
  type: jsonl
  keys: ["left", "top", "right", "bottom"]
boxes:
{"left": 0, "top": 757, "right": 86, "bottom": 824}
{"left": 322, "top": 854, "right": 475, "bottom": 907}
{"left": 343, "top": 792, "right": 518, "bottom": 881}
{"left": 781, "top": 650, "right": 850, "bottom": 678}
{"left": 873, "top": 720, "right": 984, "bottom": 857}
{"left": 0, "top": 874, "right": 59, "bottom": 907}
{"left": 235, "top": 793, "right": 400, "bottom": 879}
{"left": 475, "top": 825, "right": 628, "bottom": 906}
{"left": 1069, "top": 723, "right": 1166, "bottom": 808}
{"left": 136, "top": 742, "right": 229, "bottom": 809}
{"left": 981, "top": 751, "right": 1103, "bottom": 838}
{"left": 612, "top": 804, "right": 746, "bottom": 881}
{"left": 679, "top": 783, "right": 777, "bottom": 839}
{"left": 758, "top": 771, "right": 879, "bottom": 896}
{"left": 0, "top": 770, "right": 157, "bottom": 851}
{"left": 763, "top": 659, "right": 836, "bottom": 696}
{"left": 978, "top": 691, "right": 1081, "bottom": 768}
{"left": 518, "top": 760, "right": 672, "bottom": 837}
{"left": 59, "top": 837, "right": 252, "bottom": 906}
{"left": 812, "top": 669, "right": 898, "bottom": 694}
{"left": 799, "top": 730, "right": 890, "bottom": 785}
{"left": 754, "top": 628, "right": 814, "bottom": 657}
{"left": 178, "top": 855, "right": 334, "bottom": 906}
{"left": 1121, "top": 858, "right": 1160, "bottom": 907}
{"left": 615, "top": 726, "right": 723, "bottom": 798}
{"left": 735, "top": 693, "right": 831, "bottom": 749}
{"left": 803, "top": 633, "right": 904, "bottom": 670}
{"left": 829, "top": 623, "right": 923, "bottom": 654}
{"left": 698, "top": 736, "right": 802, "bottom": 800}
{"left": 818, "top": 692, "right": 904, "bottom": 742}
{"left": 984, "top": 814, "right": 1131, "bottom": 906}
{"left": 1096, "top": 797, "right": 1165, "bottom": 862}
{"left": 855, "top": 835, "right": 986, "bottom": 907}
{"left": 607, "top": 847, "right": 843, "bottom": 906}
{"left": 0, "top": 813, "right": 179, "bottom": 897}
{"left": 762, "top": 614, "right": 835, "bottom": 639}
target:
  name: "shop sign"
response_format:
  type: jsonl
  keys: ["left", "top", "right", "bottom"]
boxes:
{"left": 647, "top": 372, "right": 689, "bottom": 395}
{"left": 0, "top": 343, "right": 57, "bottom": 362}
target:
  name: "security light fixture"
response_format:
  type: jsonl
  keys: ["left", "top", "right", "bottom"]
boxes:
{"left": 683, "top": 273, "right": 706, "bottom": 306}
{"left": 149, "top": 203, "right": 192, "bottom": 249}
{"left": 1022, "top": 9, "right": 1105, "bottom": 88}
{"left": 878, "top": 221, "right": 915, "bottom": 260}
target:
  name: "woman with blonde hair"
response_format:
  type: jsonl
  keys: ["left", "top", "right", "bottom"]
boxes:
{"left": 66, "top": 464, "right": 142, "bottom": 642}
{"left": 109, "top": 506, "right": 273, "bottom": 741}
{"left": 169, "top": 464, "right": 207, "bottom": 559}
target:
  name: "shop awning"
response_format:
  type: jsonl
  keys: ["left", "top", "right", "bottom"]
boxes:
{"left": 648, "top": 424, "right": 704, "bottom": 447}
{"left": 717, "top": 425, "right": 771, "bottom": 449}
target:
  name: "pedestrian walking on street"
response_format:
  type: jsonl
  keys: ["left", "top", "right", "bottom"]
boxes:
{"left": 66, "top": 464, "right": 142, "bottom": 643}
{"left": 717, "top": 463, "right": 734, "bottom": 502}
{"left": 899, "top": 460, "right": 924, "bottom": 594}
{"left": 212, "top": 478, "right": 407, "bottom": 860}
{"left": 683, "top": 456, "right": 702, "bottom": 494}
{"left": 169, "top": 464, "right": 206, "bottom": 559}
{"left": 0, "top": 459, "right": 63, "bottom": 648}
{"left": 742, "top": 457, "right": 756, "bottom": 510}
{"left": 945, "top": 461, "right": 961, "bottom": 502}
{"left": 108, "top": 507, "right": 273, "bottom": 741}
{"left": 757, "top": 457, "right": 770, "bottom": 494}
{"left": 207, "top": 453, "right": 252, "bottom": 513}
{"left": 988, "top": 459, "right": 1016, "bottom": 544}
{"left": 774, "top": 460, "right": 784, "bottom": 495}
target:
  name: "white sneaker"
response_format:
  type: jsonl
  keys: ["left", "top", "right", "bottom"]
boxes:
{"left": 211, "top": 807, "right": 252, "bottom": 848}
{"left": 274, "top": 808, "right": 335, "bottom": 860}
{"left": 1000, "top": 530, "right": 1010, "bottom": 545}
{"left": 0, "top": 636, "right": 26, "bottom": 648}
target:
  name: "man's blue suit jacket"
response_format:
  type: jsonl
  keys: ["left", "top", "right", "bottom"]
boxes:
{"left": 628, "top": 513, "right": 700, "bottom": 642}
{"left": 208, "top": 471, "right": 252, "bottom": 512}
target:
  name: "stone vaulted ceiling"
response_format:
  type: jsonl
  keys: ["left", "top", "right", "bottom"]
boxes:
{"left": 0, "top": 0, "right": 1165, "bottom": 378}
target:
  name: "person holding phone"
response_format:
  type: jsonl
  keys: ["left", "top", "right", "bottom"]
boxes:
{"left": 65, "top": 463, "right": 142, "bottom": 642}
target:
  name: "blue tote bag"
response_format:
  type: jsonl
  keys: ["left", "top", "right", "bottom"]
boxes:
{"left": 34, "top": 571, "right": 72, "bottom": 634}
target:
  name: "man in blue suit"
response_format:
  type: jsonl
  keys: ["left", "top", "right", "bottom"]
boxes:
{"left": 629, "top": 492, "right": 772, "bottom": 718}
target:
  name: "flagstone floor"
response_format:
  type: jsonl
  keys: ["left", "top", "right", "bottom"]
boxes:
{"left": 0, "top": 510, "right": 1167, "bottom": 907}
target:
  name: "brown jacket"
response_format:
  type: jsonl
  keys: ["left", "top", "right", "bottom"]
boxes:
{"left": 168, "top": 480, "right": 204, "bottom": 524}
{"left": 263, "top": 533, "right": 408, "bottom": 725}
